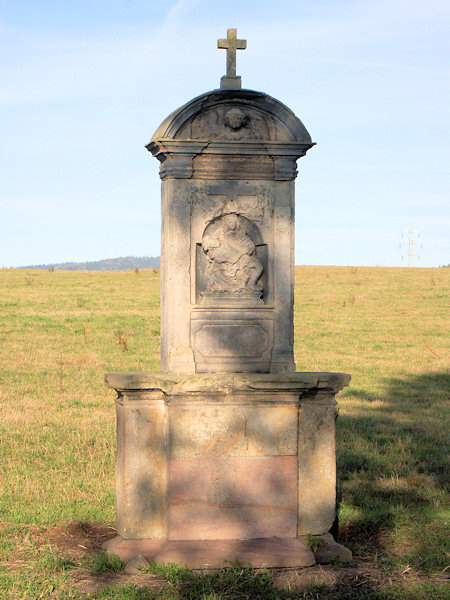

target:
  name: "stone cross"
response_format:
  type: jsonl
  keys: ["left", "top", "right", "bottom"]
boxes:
{"left": 218, "top": 28, "right": 247, "bottom": 89}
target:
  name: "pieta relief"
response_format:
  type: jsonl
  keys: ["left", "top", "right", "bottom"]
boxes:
{"left": 199, "top": 213, "right": 265, "bottom": 301}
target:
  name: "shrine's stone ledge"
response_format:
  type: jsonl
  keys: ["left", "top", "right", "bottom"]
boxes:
{"left": 105, "top": 371, "right": 350, "bottom": 397}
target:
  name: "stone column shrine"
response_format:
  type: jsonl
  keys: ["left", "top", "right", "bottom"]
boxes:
{"left": 104, "top": 29, "right": 351, "bottom": 569}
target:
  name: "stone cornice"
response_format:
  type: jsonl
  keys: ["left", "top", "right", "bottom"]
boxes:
{"left": 147, "top": 139, "right": 314, "bottom": 160}
{"left": 105, "top": 371, "right": 351, "bottom": 396}
{"left": 146, "top": 139, "right": 314, "bottom": 180}
{"left": 146, "top": 140, "right": 209, "bottom": 163}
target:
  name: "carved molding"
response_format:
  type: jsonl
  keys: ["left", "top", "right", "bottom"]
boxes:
{"left": 147, "top": 139, "right": 309, "bottom": 180}
{"left": 147, "top": 140, "right": 208, "bottom": 162}
{"left": 193, "top": 155, "right": 276, "bottom": 180}
{"left": 149, "top": 139, "right": 312, "bottom": 157}
{"left": 159, "top": 154, "right": 194, "bottom": 179}
{"left": 273, "top": 157, "right": 298, "bottom": 180}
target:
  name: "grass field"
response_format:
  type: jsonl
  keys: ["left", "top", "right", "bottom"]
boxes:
{"left": 0, "top": 266, "right": 448, "bottom": 599}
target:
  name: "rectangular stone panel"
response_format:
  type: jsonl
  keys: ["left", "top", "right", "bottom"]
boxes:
{"left": 196, "top": 322, "right": 267, "bottom": 358}
{"left": 297, "top": 401, "right": 336, "bottom": 535}
{"left": 168, "top": 456, "right": 297, "bottom": 540}
{"left": 192, "top": 154, "right": 275, "bottom": 179}
{"left": 191, "top": 312, "right": 273, "bottom": 373}
{"left": 116, "top": 396, "right": 167, "bottom": 539}
{"left": 169, "top": 404, "right": 297, "bottom": 457}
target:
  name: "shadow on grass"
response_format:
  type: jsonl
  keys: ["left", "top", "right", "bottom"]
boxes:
{"left": 88, "top": 566, "right": 447, "bottom": 600}
{"left": 336, "top": 371, "right": 449, "bottom": 571}
{"left": 344, "top": 371, "right": 449, "bottom": 408}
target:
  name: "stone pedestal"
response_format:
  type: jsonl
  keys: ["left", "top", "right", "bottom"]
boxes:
{"left": 103, "top": 372, "right": 350, "bottom": 568}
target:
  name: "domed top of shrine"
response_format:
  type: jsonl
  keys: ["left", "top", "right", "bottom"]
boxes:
{"left": 149, "top": 88, "right": 313, "bottom": 145}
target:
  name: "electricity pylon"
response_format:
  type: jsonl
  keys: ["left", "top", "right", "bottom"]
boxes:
{"left": 400, "top": 225, "right": 421, "bottom": 267}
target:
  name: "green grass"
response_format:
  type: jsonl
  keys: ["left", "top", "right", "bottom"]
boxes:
{"left": 0, "top": 266, "right": 449, "bottom": 598}
{"left": 89, "top": 551, "right": 125, "bottom": 575}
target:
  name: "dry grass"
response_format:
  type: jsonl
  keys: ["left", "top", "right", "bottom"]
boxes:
{"left": 0, "top": 266, "right": 448, "bottom": 598}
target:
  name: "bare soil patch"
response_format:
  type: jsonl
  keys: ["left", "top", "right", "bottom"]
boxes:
{"left": 72, "top": 570, "right": 167, "bottom": 596}
{"left": 42, "top": 522, "right": 166, "bottom": 594}
{"left": 45, "top": 521, "right": 116, "bottom": 560}
{"left": 36, "top": 522, "right": 448, "bottom": 596}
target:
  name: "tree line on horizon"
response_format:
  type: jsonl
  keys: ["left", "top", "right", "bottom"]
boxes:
{"left": 20, "top": 256, "right": 160, "bottom": 271}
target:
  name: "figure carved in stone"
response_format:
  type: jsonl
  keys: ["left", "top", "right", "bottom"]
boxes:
{"left": 183, "top": 106, "right": 272, "bottom": 140}
{"left": 202, "top": 214, "right": 263, "bottom": 296}
{"left": 223, "top": 108, "right": 249, "bottom": 131}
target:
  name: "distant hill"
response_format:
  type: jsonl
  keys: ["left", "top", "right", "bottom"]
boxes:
{"left": 21, "top": 256, "right": 160, "bottom": 271}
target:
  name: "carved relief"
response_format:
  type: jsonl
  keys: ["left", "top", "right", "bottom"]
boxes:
{"left": 191, "top": 185, "right": 271, "bottom": 226}
{"left": 179, "top": 105, "right": 274, "bottom": 141}
{"left": 201, "top": 214, "right": 263, "bottom": 298}
{"left": 223, "top": 108, "right": 249, "bottom": 131}
{"left": 210, "top": 195, "right": 265, "bottom": 224}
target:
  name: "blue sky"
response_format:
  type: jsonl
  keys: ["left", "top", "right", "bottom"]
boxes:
{"left": 1, "top": 0, "right": 449, "bottom": 267}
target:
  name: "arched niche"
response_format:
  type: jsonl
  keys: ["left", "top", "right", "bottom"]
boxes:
{"left": 196, "top": 213, "right": 266, "bottom": 304}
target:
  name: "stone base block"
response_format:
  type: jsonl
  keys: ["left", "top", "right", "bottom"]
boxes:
{"left": 312, "top": 533, "right": 353, "bottom": 564}
{"left": 106, "top": 372, "right": 351, "bottom": 543}
{"left": 103, "top": 536, "right": 316, "bottom": 569}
